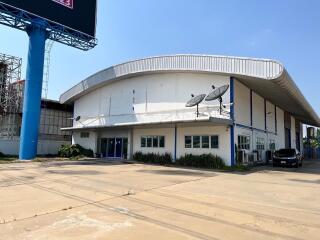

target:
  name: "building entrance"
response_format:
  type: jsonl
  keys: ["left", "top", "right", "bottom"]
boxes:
{"left": 101, "top": 138, "right": 128, "bottom": 159}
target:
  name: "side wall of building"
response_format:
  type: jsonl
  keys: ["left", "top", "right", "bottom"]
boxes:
{"left": 132, "top": 125, "right": 231, "bottom": 165}
{"left": 0, "top": 139, "right": 70, "bottom": 156}
{"left": 234, "top": 79, "right": 302, "bottom": 161}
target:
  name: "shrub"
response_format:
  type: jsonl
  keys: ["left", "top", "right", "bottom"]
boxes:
{"left": 133, "top": 152, "right": 172, "bottom": 165}
{"left": 58, "top": 144, "right": 94, "bottom": 158}
{"left": 176, "top": 154, "right": 225, "bottom": 169}
{"left": 133, "top": 152, "right": 226, "bottom": 169}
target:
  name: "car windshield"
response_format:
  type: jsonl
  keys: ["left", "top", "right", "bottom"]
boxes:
{"left": 275, "top": 149, "right": 296, "bottom": 157}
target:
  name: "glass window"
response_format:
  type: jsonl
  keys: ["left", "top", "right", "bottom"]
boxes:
{"left": 159, "top": 136, "right": 165, "bottom": 148}
{"left": 193, "top": 136, "right": 200, "bottom": 148}
{"left": 80, "top": 132, "right": 90, "bottom": 138}
{"left": 256, "top": 137, "right": 265, "bottom": 150}
{"left": 141, "top": 137, "right": 146, "bottom": 147}
{"left": 185, "top": 136, "right": 192, "bottom": 148}
{"left": 238, "top": 135, "right": 250, "bottom": 150}
{"left": 211, "top": 135, "right": 219, "bottom": 149}
{"left": 202, "top": 136, "right": 209, "bottom": 148}
{"left": 147, "top": 137, "right": 152, "bottom": 148}
{"left": 269, "top": 139, "right": 276, "bottom": 150}
{"left": 141, "top": 136, "right": 164, "bottom": 148}
{"left": 152, "top": 136, "right": 159, "bottom": 148}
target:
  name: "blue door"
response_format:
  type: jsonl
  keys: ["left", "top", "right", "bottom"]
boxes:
{"left": 107, "top": 138, "right": 115, "bottom": 158}
{"left": 115, "top": 138, "right": 123, "bottom": 158}
{"left": 101, "top": 138, "right": 108, "bottom": 157}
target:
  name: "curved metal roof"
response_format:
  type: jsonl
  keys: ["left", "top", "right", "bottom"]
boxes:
{"left": 60, "top": 55, "right": 320, "bottom": 126}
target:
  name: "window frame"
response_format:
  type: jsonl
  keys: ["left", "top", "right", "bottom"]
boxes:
{"left": 152, "top": 136, "right": 159, "bottom": 148}
{"left": 80, "top": 132, "right": 90, "bottom": 138}
{"left": 192, "top": 136, "right": 201, "bottom": 148}
{"left": 269, "top": 139, "right": 276, "bottom": 150}
{"left": 184, "top": 135, "right": 219, "bottom": 149}
{"left": 238, "top": 135, "right": 250, "bottom": 150}
{"left": 256, "top": 137, "right": 265, "bottom": 150}
{"left": 211, "top": 135, "right": 219, "bottom": 149}
{"left": 141, "top": 135, "right": 165, "bottom": 148}
{"left": 159, "top": 136, "right": 165, "bottom": 148}
{"left": 185, "top": 136, "right": 192, "bottom": 149}
{"left": 201, "top": 136, "right": 210, "bottom": 149}
{"left": 141, "top": 137, "right": 146, "bottom": 148}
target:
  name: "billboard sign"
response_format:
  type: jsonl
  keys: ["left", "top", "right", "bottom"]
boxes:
{"left": 0, "top": 0, "right": 97, "bottom": 37}
{"left": 52, "top": 0, "right": 74, "bottom": 9}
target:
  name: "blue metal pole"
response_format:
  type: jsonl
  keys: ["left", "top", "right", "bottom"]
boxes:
{"left": 230, "top": 77, "right": 235, "bottom": 166}
{"left": 19, "top": 24, "right": 47, "bottom": 160}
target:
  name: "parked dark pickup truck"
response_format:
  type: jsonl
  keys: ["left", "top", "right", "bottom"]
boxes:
{"left": 273, "top": 149, "right": 303, "bottom": 168}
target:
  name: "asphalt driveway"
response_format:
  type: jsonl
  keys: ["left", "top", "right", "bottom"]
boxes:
{"left": 0, "top": 160, "right": 319, "bottom": 240}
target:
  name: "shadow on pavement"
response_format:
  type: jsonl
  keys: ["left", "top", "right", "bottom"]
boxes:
{"left": 137, "top": 169, "right": 216, "bottom": 177}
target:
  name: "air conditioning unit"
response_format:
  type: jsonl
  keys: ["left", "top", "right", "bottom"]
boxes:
{"left": 237, "top": 150, "right": 249, "bottom": 164}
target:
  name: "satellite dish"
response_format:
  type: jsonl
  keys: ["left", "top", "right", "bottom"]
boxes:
{"left": 205, "top": 85, "right": 229, "bottom": 101}
{"left": 186, "top": 94, "right": 206, "bottom": 117}
{"left": 186, "top": 94, "right": 206, "bottom": 107}
{"left": 75, "top": 116, "right": 81, "bottom": 122}
{"left": 205, "top": 85, "right": 230, "bottom": 115}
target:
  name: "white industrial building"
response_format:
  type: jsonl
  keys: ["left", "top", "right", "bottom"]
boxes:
{"left": 60, "top": 55, "right": 320, "bottom": 166}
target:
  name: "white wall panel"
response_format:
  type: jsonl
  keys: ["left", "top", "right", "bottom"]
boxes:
{"left": 177, "top": 125, "right": 230, "bottom": 165}
{"left": 234, "top": 80, "right": 251, "bottom": 125}
{"left": 72, "top": 131, "right": 97, "bottom": 153}
{"left": 276, "top": 107, "right": 285, "bottom": 149}
{"left": 73, "top": 72, "right": 230, "bottom": 128}
{"left": 252, "top": 93, "right": 265, "bottom": 130}
{"left": 266, "top": 101, "right": 276, "bottom": 133}
{"left": 133, "top": 128, "right": 174, "bottom": 155}
{"left": 291, "top": 116, "right": 296, "bottom": 149}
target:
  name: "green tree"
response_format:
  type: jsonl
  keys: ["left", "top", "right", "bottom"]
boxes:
{"left": 310, "top": 129, "right": 320, "bottom": 148}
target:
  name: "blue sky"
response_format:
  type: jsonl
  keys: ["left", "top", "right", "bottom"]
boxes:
{"left": 0, "top": 0, "right": 319, "bottom": 115}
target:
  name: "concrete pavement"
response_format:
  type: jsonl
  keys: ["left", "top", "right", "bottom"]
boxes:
{"left": 0, "top": 160, "right": 319, "bottom": 240}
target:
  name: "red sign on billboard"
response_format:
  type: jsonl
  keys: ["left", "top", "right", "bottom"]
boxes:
{"left": 52, "top": 0, "right": 73, "bottom": 9}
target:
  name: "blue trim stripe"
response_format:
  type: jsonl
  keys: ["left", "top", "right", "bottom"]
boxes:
{"left": 275, "top": 105, "right": 277, "bottom": 134}
{"left": 250, "top": 89, "right": 253, "bottom": 127}
{"left": 230, "top": 77, "right": 235, "bottom": 166}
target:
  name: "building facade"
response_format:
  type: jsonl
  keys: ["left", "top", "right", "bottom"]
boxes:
{"left": 60, "top": 55, "right": 320, "bottom": 166}
{"left": 0, "top": 99, "right": 73, "bottom": 155}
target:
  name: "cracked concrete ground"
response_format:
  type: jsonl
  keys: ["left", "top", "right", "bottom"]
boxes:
{"left": 0, "top": 160, "right": 319, "bottom": 240}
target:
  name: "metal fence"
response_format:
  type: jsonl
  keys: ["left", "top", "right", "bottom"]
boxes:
{"left": 304, "top": 146, "right": 320, "bottom": 159}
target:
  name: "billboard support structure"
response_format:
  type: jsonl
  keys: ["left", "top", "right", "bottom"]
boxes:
{"left": 19, "top": 22, "right": 47, "bottom": 160}
{"left": 0, "top": 53, "right": 23, "bottom": 139}
{"left": 0, "top": 0, "right": 98, "bottom": 159}
{"left": 0, "top": 2, "right": 97, "bottom": 51}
